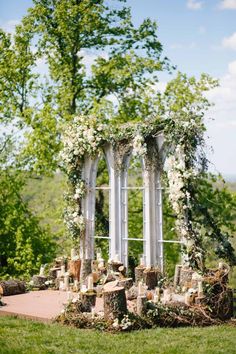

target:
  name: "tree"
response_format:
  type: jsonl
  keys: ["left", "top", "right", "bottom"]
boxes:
{"left": 0, "top": 138, "right": 56, "bottom": 278}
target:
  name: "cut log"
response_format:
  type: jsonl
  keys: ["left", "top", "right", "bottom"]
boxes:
{"left": 108, "top": 261, "right": 124, "bottom": 273}
{"left": 80, "top": 259, "right": 92, "bottom": 285}
{"left": 117, "top": 278, "right": 133, "bottom": 290}
{"left": 31, "top": 275, "right": 48, "bottom": 289}
{"left": 69, "top": 259, "right": 81, "bottom": 281}
{"left": 103, "top": 286, "right": 127, "bottom": 320}
{"left": 135, "top": 266, "right": 145, "bottom": 284}
{"left": 118, "top": 265, "right": 126, "bottom": 277}
{"left": 0, "top": 280, "right": 26, "bottom": 296}
{"left": 136, "top": 295, "right": 147, "bottom": 316}
{"left": 143, "top": 269, "right": 158, "bottom": 289}
{"left": 81, "top": 291, "right": 97, "bottom": 312}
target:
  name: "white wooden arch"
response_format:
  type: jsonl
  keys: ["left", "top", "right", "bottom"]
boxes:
{"left": 80, "top": 134, "right": 166, "bottom": 271}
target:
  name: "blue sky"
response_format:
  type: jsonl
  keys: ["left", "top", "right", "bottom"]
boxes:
{"left": 0, "top": 0, "right": 236, "bottom": 177}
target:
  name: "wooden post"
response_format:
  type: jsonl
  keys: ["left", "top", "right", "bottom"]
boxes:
{"left": 0, "top": 280, "right": 26, "bottom": 296}
{"left": 136, "top": 295, "right": 147, "bottom": 317}
{"left": 103, "top": 286, "right": 127, "bottom": 320}
{"left": 69, "top": 259, "right": 81, "bottom": 281}
{"left": 143, "top": 269, "right": 158, "bottom": 289}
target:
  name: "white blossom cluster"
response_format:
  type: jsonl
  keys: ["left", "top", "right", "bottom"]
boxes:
{"left": 132, "top": 134, "right": 147, "bottom": 157}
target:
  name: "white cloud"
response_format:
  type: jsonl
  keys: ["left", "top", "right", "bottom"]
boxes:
{"left": 186, "top": 0, "right": 203, "bottom": 10}
{"left": 219, "top": 0, "right": 236, "bottom": 9}
{"left": 222, "top": 32, "right": 236, "bottom": 50}
{"left": 198, "top": 26, "right": 206, "bottom": 34}
{"left": 0, "top": 19, "right": 20, "bottom": 34}
{"left": 205, "top": 60, "right": 236, "bottom": 175}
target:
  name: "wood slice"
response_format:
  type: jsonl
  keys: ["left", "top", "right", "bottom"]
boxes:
{"left": 69, "top": 259, "right": 81, "bottom": 281}
{"left": 103, "top": 286, "right": 127, "bottom": 320}
{"left": 135, "top": 266, "right": 145, "bottom": 284}
{"left": 80, "top": 259, "right": 92, "bottom": 285}
{"left": 136, "top": 295, "right": 147, "bottom": 317}
{"left": 117, "top": 278, "right": 133, "bottom": 290}
{"left": 143, "top": 269, "right": 157, "bottom": 289}
{"left": 0, "top": 280, "right": 26, "bottom": 296}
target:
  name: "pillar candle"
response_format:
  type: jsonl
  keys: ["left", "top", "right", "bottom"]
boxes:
{"left": 114, "top": 254, "right": 119, "bottom": 263}
{"left": 74, "top": 280, "right": 79, "bottom": 291}
{"left": 67, "top": 291, "right": 73, "bottom": 301}
{"left": 88, "top": 275, "right": 94, "bottom": 290}
{"left": 81, "top": 284, "right": 87, "bottom": 293}
{"left": 64, "top": 275, "right": 69, "bottom": 291}
{"left": 198, "top": 280, "right": 203, "bottom": 297}
{"left": 39, "top": 265, "right": 45, "bottom": 276}
{"left": 61, "top": 265, "right": 65, "bottom": 276}
{"left": 91, "top": 307, "right": 95, "bottom": 319}
{"left": 138, "top": 282, "right": 144, "bottom": 296}
{"left": 140, "top": 255, "right": 145, "bottom": 266}
{"left": 59, "top": 280, "right": 64, "bottom": 290}
{"left": 155, "top": 287, "right": 160, "bottom": 301}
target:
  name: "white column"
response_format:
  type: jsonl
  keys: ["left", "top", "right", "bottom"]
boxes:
{"left": 80, "top": 156, "right": 98, "bottom": 260}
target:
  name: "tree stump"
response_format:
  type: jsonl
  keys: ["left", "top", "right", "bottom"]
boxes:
{"left": 135, "top": 266, "right": 145, "bottom": 284}
{"left": 31, "top": 275, "right": 48, "bottom": 289}
{"left": 80, "top": 259, "right": 92, "bottom": 285}
{"left": 136, "top": 295, "right": 147, "bottom": 316}
{"left": 69, "top": 259, "right": 81, "bottom": 281}
{"left": 143, "top": 269, "right": 158, "bottom": 289}
{"left": 117, "top": 278, "right": 133, "bottom": 290}
{"left": 81, "top": 291, "right": 97, "bottom": 312}
{"left": 103, "top": 286, "right": 127, "bottom": 320}
{"left": 49, "top": 267, "right": 61, "bottom": 279}
{"left": 0, "top": 280, "right": 26, "bottom": 296}
{"left": 108, "top": 261, "right": 124, "bottom": 273}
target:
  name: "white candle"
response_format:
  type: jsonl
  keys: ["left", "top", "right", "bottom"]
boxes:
{"left": 185, "top": 292, "right": 191, "bottom": 306}
{"left": 56, "top": 270, "right": 61, "bottom": 278}
{"left": 198, "top": 280, "right": 203, "bottom": 297}
{"left": 67, "top": 291, "right": 73, "bottom": 301}
{"left": 64, "top": 275, "right": 69, "bottom": 291}
{"left": 59, "top": 280, "right": 64, "bottom": 290}
{"left": 61, "top": 265, "right": 65, "bottom": 276}
{"left": 91, "top": 307, "right": 95, "bottom": 319}
{"left": 219, "top": 262, "right": 224, "bottom": 269}
{"left": 39, "top": 265, "right": 45, "bottom": 276}
{"left": 74, "top": 280, "right": 79, "bottom": 291}
{"left": 114, "top": 254, "right": 119, "bottom": 263}
{"left": 140, "top": 256, "right": 145, "bottom": 266}
{"left": 81, "top": 284, "right": 87, "bottom": 293}
{"left": 98, "top": 259, "right": 105, "bottom": 269}
{"left": 88, "top": 275, "right": 94, "bottom": 291}
{"left": 153, "top": 294, "right": 158, "bottom": 303}
{"left": 155, "top": 287, "right": 160, "bottom": 301}
{"left": 138, "top": 282, "right": 144, "bottom": 296}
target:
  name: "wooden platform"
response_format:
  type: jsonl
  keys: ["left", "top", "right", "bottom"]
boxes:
{"left": 0, "top": 290, "right": 69, "bottom": 322}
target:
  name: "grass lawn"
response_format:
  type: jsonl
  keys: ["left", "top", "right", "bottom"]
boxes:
{"left": 0, "top": 317, "right": 236, "bottom": 354}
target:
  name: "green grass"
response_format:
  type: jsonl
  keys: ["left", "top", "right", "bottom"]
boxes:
{"left": 0, "top": 317, "right": 236, "bottom": 354}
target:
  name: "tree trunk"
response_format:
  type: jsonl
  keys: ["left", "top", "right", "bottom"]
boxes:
{"left": 0, "top": 280, "right": 26, "bottom": 296}
{"left": 103, "top": 286, "right": 127, "bottom": 320}
{"left": 143, "top": 269, "right": 157, "bottom": 289}
{"left": 69, "top": 259, "right": 81, "bottom": 281}
{"left": 80, "top": 259, "right": 92, "bottom": 285}
{"left": 135, "top": 266, "right": 145, "bottom": 284}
